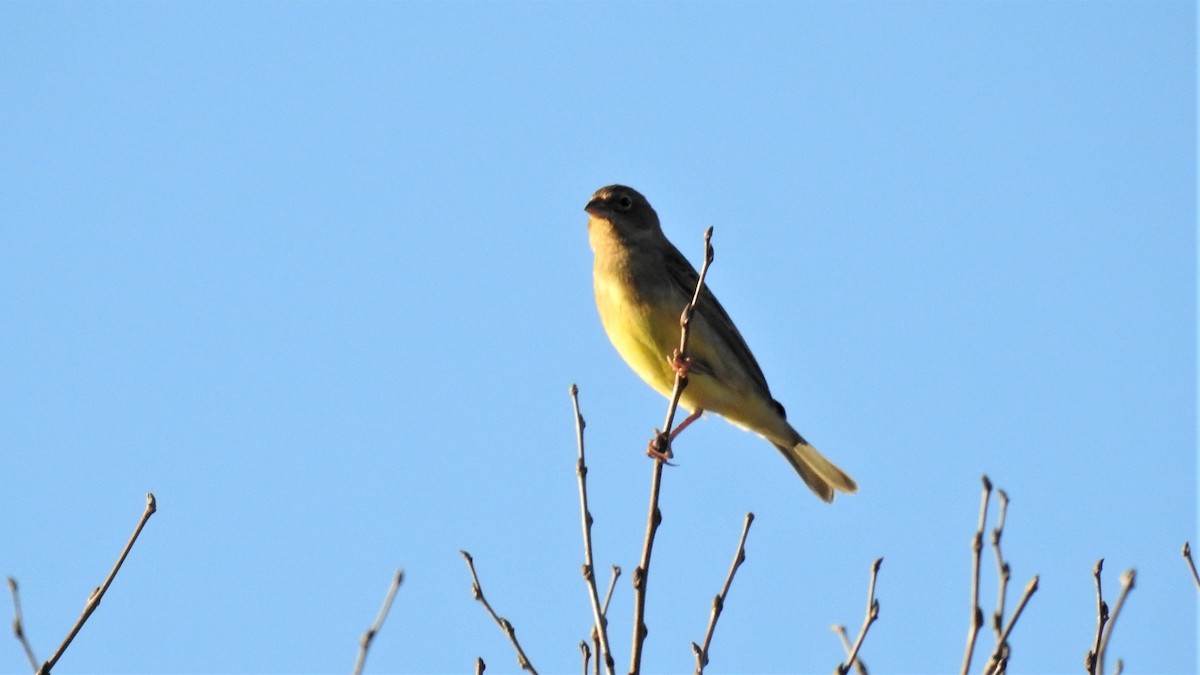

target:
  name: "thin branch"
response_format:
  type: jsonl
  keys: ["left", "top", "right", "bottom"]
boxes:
{"left": 353, "top": 568, "right": 404, "bottom": 675}
{"left": 630, "top": 227, "right": 715, "bottom": 675}
{"left": 475, "top": 657, "right": 485, "bottom": 675}
{"left": 459, "top": 551, "right": 537, "bottom": 675}
{"left": 1097, "top": 569, "right": 1135, "bottom": 675}
{"left": 837, "top": 558, "right": 883, "bottom": 675}
{"left": 1183, "top": 542, "right": 1200, "bottom": 592}
{"left": 580, "top": 641, "right": 591, "bottom": 675}
{"left": 831, "top": 624, "right": 868, "bottom": 675}
{"left": 961, "top": 475, "right": 992, "bottom": 675}
{"left": 984, "top": 576, "right": 1038, "bottom": 675}
{"left": 989, "top": 490, "right": 1011, "bottom": 642}
{"left": 7, "top": 577, "right": 38, "bottom": 671}
{"left": 571, "top": 384, "right": 615, "bottom": 675}
{"left": 692, "top": 512, "right": 755, "bottom": 674}
{"left": 1085, "top": 559, "right": 1108, "bottom": 675}
{"left": 39, "top": 492, "right": 157, "bottom": 675}
{"left": 601, "top": 566, "right": 621, "bottom": 616}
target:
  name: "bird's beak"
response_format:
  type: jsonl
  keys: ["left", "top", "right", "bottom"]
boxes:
{"left": 584, "top": 197, "right": 606, "bottom": 217}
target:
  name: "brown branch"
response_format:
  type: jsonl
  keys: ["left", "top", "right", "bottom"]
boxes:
{"left": 580, "top": 641, "right": 591, "bottom": 675}
{"left": 7, "top": 577, "right": 38, "bottom": 671}
{"left": 984, "top": 575, "right": 1038, "bottom": 675}
{"left": 601, "top": 566, "right": 620, "bottom": 616}
{"left": 831, "top": 624, "right": 868, "bottom": 675}
{"left": 1183, "top": 542, "right": 1200, "bottom": 592}
{"left": 837, "top": 558, "right": 883, "bottom": 675}
{"left": 475, "top": 657, "right": 486, "bottom": 675}
{"left": 1096, "top": 569, "right": 1135, "bottom": 675}
{"left": 989, "top": 490, "right": 1010, "bottom": 642}
{"left": 591, "top": 566, "right": 620, "bottom": 675}
{"left": 629, "top": 226, "right": 714, "bottom": 675}
{"left": 1085, "top": 559, "right": 1108, "bottom": 675}
{"left": 459, "top": 550, "right": 537, "bottom": 674}
{"left": 692, "top": 512, "right": 755, "bottom": 674}
{"left": 961, "top": 475, "right": 992, "bottom": 675}
{"left": 38, "top": 492, "right": 157, "bottom": 675}
{"left": 571, "top": 384, "right": 615, "bottom": 675}
{"left": 353, "top": 568, "right": 403, "bottom": 675}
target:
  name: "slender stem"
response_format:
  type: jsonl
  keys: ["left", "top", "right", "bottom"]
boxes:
{"left": 984, "top": 576, "right": 1039, "bottom": 675}
{"left": 960, "top": 475, "right": 992, "bottom": 675}
{"left": 475, "top": 657, "right": 486, "bottom": 675}
{"left": 571, "top": 384, "right": 615, "bottom": 675}
{"left": 629, "top": 227, "right": 715, "bottom": 675}
{"left": 831, "top": 624, "right": 868, "bottom": 675}
{"left": 1183, "top": 542, "right": 1200, "bottom": 592}
{"left": 837, "top": 558, "right": 883, "bottom": 675}
{"left": 1097, "top": 569, "right": 1135, "bottom": 675}
{"left": 7, "top": 577, "right": 38, "bottom": 671}
{"left": 460, "top": 551, "right": 537, "bottom": 674}
{"left": 39, "top": 492, "right": 157, "bottom": 675}
{"left": 580, "top": 641, "right": 591, "bottom": 675}
{"left": 601, "top": 566, "right": 621, "bottom": 616}
{"left": 692, "top": 512, "right": 755, "bottom": 674}
{"left": 989, "top": 490, "right": 1010, "bottom": 642}
{"left": 1086, "top": 559, "right": 1107, "bottom": 675}
{"left": 352, "top": 569, "right": 404, "bottom": 675}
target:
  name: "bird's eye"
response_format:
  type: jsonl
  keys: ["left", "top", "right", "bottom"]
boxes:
{"left": 617, "top": 195, "right": 633, "bottom": 211}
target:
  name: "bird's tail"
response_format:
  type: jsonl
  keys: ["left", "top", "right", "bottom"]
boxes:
{"left": 774, "top": 440, "right": 857, "bottom": 503}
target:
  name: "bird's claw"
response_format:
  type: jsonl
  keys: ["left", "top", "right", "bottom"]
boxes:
{"left": 646, "top": 433, "right": 676, "bottom": 464}
{"left": 669, "top": 349, "right": 693, "bottom": 379}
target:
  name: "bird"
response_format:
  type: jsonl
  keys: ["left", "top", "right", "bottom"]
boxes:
{"left": 584, "top": 184, "right": 856, "bottom": 502}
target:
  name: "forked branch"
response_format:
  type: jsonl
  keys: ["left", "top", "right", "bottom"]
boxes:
{"left": 837, "top": 558, "right": 883, "bottom": 675}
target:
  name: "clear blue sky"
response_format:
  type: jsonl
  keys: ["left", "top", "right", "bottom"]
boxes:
{"left": 1, "top": 2, "right": 1195, "bottom": 674}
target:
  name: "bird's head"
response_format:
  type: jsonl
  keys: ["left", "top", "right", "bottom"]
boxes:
{"left": 584, "top": 185, "right": 663, "bottom": 248}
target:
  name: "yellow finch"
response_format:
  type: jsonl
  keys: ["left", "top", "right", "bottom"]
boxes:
{"left": 585, "top": 184, "right": 856, "bottom": 502}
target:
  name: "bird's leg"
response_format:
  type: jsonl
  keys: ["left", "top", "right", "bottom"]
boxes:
{"left": 669, "top": 408, "right": 703, "bottom": 440}
{"left": 644, "top": 409, "right": 703, "bottom": 462}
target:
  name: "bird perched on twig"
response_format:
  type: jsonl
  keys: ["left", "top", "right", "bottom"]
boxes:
{"left": 585, "top": 184, "right": 856, "bottom": 502}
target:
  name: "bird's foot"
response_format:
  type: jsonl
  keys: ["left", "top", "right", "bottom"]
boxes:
{"left": 646, "top": 433, "right": 676, "bottom": 464}
{"left": 669, "top": 349, "right": 693, "bottom": 379}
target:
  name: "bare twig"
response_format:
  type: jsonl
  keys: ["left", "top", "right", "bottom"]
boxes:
{"left": 630, "top": 227, "right": 715, "bottom": 675}
{"left": 1183, "top": 542, "right": 1200, "bottom": 592}
{"left": 837, "top": 558, "right": 883, "bottom": 675}
{"left": 38, "top": 492, "right": 157, "bottom": 675}
{"left": 601, "top": 566, "right": 620, "bottom": 616}
{"left": 353, "top": 568, "right": 404, "bottom": 675}
{"left": 1085, "top": 559, "right": 1108, "bottom": 675}
{"left": 831, "top": 624, "right": 868, "bottom": 675}
{"left": 1096, "top": 569, "right": 1135, "bottom": 675}
{"left": 984, "top": 576, "right": 1038, "bottom": 675}
{"left": 580, "top": 641, "right": 591, "bottom": 675}
{"left": 961, "top": 475, "right": 992, "bottom": 675}
{"left": 475, "top": 657, "right": 485, "bottom": 675}
{"left": 692, "top": 512, "right": 755, "bottom": 674}
{"left": 460, "top": 550, "right": 537, "bottom": 674}
{"left": 571, "top": 384, "right": 615, "bottom": 675}
{"left": 7, "top": 577, "right": 38, "bottom": 671}
{"left": 989, "top": 490, "right": 1010, "bottom": 642}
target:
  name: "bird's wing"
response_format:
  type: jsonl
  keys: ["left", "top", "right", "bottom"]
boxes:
{"left": 660, "top": 240, "right": 774, "bottom": 399}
